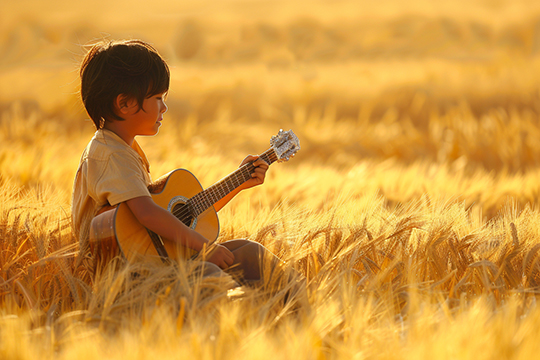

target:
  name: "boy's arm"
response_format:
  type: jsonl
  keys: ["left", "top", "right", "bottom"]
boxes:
{"left": 125, "top": 196, "right": 235, "bottom": 268}
{"left": 213, "top": 155, "right": 269, "bottom": 212}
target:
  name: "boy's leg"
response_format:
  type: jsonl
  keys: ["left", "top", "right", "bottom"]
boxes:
{"left": 220, "top": 239, "right": 282, "bottom": 281}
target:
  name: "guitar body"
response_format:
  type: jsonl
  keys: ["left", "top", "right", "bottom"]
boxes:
{"left": 90, "top": 169, "right": 219, "bottom": 263}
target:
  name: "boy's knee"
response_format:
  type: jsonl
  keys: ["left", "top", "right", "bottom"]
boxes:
{"left": 221, "top": 239, "right": 265, "bottom": 253}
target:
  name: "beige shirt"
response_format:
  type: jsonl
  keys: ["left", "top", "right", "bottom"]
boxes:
{"left": 71, "top": 129, "right": 152, "bottom": 246}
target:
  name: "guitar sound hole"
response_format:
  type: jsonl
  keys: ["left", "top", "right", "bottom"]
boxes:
{"left": 172, "top": 203, "right": 194, "bottom": 227}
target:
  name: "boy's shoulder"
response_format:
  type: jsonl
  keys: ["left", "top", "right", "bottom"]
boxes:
{"left": 83, "top": 129, "right": 137, "bottom": 162}
{"left": 81, "top": 129, "right": 150, "bottom": 174}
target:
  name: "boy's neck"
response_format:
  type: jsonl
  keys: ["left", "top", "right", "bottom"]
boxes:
{"left": 102, "top": 121, "right": 135, "bottom": 146}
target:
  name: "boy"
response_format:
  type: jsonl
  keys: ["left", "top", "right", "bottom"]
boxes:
{"left": 72, "top": 39, "right": 272, "bottom": 282}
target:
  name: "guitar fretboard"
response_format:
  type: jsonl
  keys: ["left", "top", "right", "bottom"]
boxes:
{"left": 187, "top": 148, "right": 278, "bottom": 217}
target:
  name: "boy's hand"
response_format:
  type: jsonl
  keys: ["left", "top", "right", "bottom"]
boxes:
{"left": 240, "top": 155, "right": 269, "bottom": 190}
{"left": 212, "top": 154, "right": 269, "bottom": 212}
{"left": 207, "top": 244, "right": 235, "bottom": 269}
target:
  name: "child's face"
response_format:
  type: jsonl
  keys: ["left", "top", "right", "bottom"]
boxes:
{"left": 129, "top": 93, "right": 168, "bottom": 136}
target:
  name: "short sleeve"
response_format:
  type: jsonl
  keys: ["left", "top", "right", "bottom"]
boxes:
{"left": 94, "top": 151, "right": 151, "bottom": 206}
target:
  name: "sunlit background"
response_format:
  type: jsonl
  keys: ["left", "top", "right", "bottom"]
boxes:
{"left": 2, "top": 0, "right": 540, "bottom": 359}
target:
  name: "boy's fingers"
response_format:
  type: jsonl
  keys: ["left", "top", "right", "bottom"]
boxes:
{"left": 253, "top": 158, "right": 268, "bottom": 167}
{"left": 241, "top": 155, "right": 268, "bottom": 186}
{"left": 220, "top": 258, "right": 232, "bottom": 269}
{"left": 225, "top": 250, "right": 235, "bottom": 265}
{"left": 254, "top": 167, "right": 267, "bottom": 177}
{"left": 240, "top": 155, "right": 257, "bottom": 166}
{"left": 241, "top": 155, "right": 269, "bottom": 168}
{"left": 252, "top": 172, "right": 264, "bottom": 180}
{"left": 219, "top": 245, "right": 235, "bottom": 265}
{"left": 251, "top": 171, "right": 264, "bottom": 181}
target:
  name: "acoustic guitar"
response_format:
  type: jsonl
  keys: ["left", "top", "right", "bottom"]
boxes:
{"left": 89, "top": 129, "right": 300, "bottom": 264}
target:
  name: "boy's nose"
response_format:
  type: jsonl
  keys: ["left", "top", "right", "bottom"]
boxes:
{"left": 161, "top": 102, "right": 168, "bottom": 114}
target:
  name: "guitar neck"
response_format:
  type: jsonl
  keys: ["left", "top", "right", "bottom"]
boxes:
{"left": 188, "top": 148, "right": 278, "bottom": 217}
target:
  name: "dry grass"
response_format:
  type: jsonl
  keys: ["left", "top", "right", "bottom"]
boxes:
{"left": 2, "top": 0, "right": 540, "bottom": 358}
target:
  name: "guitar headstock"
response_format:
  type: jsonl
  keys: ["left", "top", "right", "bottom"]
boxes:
{"left": 270, "top": 129, "right": 300, "bottom": 162}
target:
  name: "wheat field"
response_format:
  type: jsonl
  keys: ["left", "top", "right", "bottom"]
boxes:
{"left": 2, "top": 0, "right": 540, "bottom": 358}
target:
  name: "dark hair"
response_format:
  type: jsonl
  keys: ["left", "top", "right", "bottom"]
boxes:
{"left": 80, "top": 39, "right": 170, "bottom": 129}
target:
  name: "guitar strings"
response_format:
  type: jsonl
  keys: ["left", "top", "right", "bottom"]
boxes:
{"left": 187, "top": 149, "right": 275, "bottom": 212}
{"left": 169, "top": 150, "right": 278, "bottom": 223}
{"left": 172, "top": 152, "right": 275, "bottom": 220}
{"left": 170, "top": 162, "right": 257, "bottom": 221}
{"left": 170, "top": 150, "right": 277, "bottom": 221}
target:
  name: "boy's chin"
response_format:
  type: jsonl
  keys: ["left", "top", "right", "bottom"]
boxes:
{"left": 150, "top": 124, "right": 162, "bottom": 135}
{"left": 141, "top": 129, "right": 160, "bottom": 137}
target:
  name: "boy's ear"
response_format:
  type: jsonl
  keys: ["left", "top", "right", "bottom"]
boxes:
{"left": 114, "top": 94, "right": 137, "bottom": 115}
